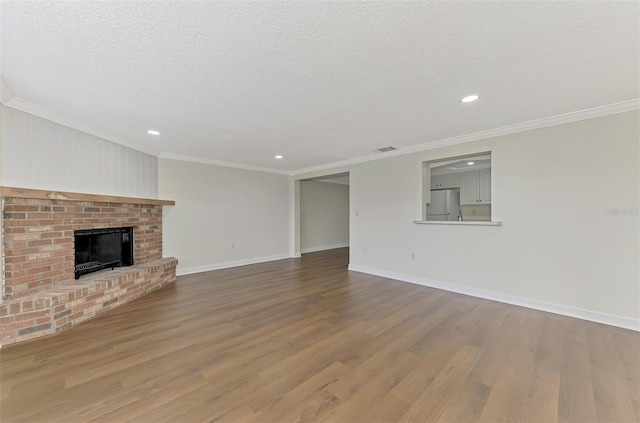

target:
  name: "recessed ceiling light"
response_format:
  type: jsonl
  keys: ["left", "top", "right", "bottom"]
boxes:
{"left": 461, "top": 95, "right": 479, "bottom": 103}
{"left": 275, "top": 155, "right": 283, "bottom": 159}
{"left": 147, "top": 130, "right": 160, "bottom": 135}
{"left": 467, "top": 161, "right": 475, "bottom": 165}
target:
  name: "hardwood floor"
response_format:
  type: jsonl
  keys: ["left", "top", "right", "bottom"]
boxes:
{"left": 1, "top": 248, "right": 638, "bottom": 422}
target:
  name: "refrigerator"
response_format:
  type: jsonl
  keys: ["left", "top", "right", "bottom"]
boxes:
{"left": 426, "top": 190, "right": 460, "bottom": 221}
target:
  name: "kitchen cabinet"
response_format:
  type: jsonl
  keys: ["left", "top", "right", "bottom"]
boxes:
{"left": 461, "top": 169, "right": 491, "bottom": 205}
{"left": 431, "top": 173, "right": 461, "bottom": 190}
{"left": 479, "top": 169, "right": 491, "bottom": 203}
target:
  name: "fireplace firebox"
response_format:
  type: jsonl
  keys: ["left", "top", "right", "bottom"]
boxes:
{"left": 74, "top": 227, "right": 134, "bottom": 279}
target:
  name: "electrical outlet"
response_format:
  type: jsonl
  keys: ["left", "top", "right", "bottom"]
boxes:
{"left": 231, "top": 243, "right": 235, "bottom": 249}
{"left": 355, "top": 209, "right": 360, "bottom": 217}
{"left": 411, "top": 252, "right": 416, "bottom": 260}
{"left": 363, "top": 247, "right": 368, "bottom": 254}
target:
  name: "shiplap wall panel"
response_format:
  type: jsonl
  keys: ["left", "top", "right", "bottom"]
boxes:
{"left": 1, "top": 106, "right": 16, "bottom": 182}
{"left": 134, "top": 151, "right": 141, "bottom": 197}
{"left": 151, "top": 158, "right": 158, "bottom": 196}
{"left": 140, "top": 151, "right": 149, "bottom": 197}
{"left": 111, "top": 143, "right": 121, "bottom": 195}
{"left": 82, "top": 133, "right": 95, "bottom": 193}
{"left": 127, "top": 148, "right": 136, "bottom": 196}
{"left": 46, "top": 121, "right": 62, "bottom": 187}
{"left": 0, "top": 105, "right": 158, "bottom": 198}
{"left": 31, "top": 116, "right": 48, "bottom": 188}
{"left": 71, "top": 129, "right": 83, "bottom": 191}
{"left": 96, "top": 137, "right": 105, "bottom": 193}
{"left": 102, "top": 138, "right": 112, "bottom": 195}
{"left": 59, "top": 125, "right": 73, "bottom": 190}
{"left": 13, "top": 109, "right": 31, "bottom": 184}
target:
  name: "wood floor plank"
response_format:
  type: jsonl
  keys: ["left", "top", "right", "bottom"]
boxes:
{"left": 244, "top": 361, "right": 349, "bottom": 423}
{"left": 588, "top": 323, "right": 638, "bottom": 423}
{"left": 323, "top": 351, "right": 418, "bottom": 422}
{"left": 467, "top": 309, "right": 528, "bottom": 388}
{"left": 326, "top": 319, "right": 424, "bottom": 401}
{"left": 249, "top": 322, "right": 372, "bottom": 412}
{"left": 1, "top": 248, "right": 638, "bottom": 423}
{"left": 58, "top": 370, "right": 209, "bottom": 423}
{"left": 478, "top": 345, "right": 558, "bottom": 423}
{"left": 558, "top": 339, "right": 598, "bottom": 423}
{"left": 398, "top": 344, "right": 482, "bottom": 423}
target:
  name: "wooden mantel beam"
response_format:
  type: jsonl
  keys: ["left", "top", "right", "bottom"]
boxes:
{"left": 0, "top": 186, "right": 175, "bottom": 206}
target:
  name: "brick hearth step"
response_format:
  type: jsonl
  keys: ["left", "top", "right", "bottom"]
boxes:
{"left": 0, "top": 257, "right": 177, "bottom": 346}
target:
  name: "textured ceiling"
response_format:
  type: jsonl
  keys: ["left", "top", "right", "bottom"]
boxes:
{"left": 1, "top": 1, "right": 638, "bottom": 172}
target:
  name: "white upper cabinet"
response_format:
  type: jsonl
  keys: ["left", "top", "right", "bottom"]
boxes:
{"left": 461, "top": 172, "right": 479, "bottom": 205}
{"left": 461, "top": 168, "right": 491, "bottom": 205}
{"left": 431, "top": 175, "right": 443, "bottom": 189}
{"left": 442, "top": 173, "right": 461, "bottom": 189}
{"left": 431, "top": 173, "right": 461, "bottom": 190}
{"left": 478, "top": 168, "right": 491, "bottom": 203}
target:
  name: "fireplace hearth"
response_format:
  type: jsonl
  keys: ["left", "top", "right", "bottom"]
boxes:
{"left": 74, "top": 227, "right": 134, "bottom": 279}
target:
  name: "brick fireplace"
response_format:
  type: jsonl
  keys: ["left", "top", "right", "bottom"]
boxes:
{"left": 0, "top": 187, "right": 178, "bottom": 346}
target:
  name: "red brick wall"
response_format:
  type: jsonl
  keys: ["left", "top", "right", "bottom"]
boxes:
{"left": 2, "top": 197, "right": 164, "bottom": 300}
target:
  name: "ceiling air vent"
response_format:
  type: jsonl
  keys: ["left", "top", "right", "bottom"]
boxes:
{"left": 374, "top": 146, "right": 397, "bottom": 153}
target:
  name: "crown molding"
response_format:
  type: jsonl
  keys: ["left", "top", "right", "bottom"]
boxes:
{"left": 2, "top": 96, "right": 160, "bottom": 157}
{"left": 291, "top": 98, "right": 640, "bottom": 176}
{"left": 158, "top": 152, "right": 292, "bottom": 175}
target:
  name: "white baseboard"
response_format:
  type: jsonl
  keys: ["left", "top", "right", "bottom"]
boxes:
{"left": 177, "top": 253, "right": 298, "bottom": 276}
{"left": 300, "top": 243, "right": 350, "bottom": 254}
{"left": 348, "top": 264, "right": 640, "bottom": 332}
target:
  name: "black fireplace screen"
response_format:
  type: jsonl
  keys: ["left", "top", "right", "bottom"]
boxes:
{"left": 74, "top": 227, "right": 134, "bottom": 279}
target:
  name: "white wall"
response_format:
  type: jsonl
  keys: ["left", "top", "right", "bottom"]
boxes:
{"left": 0, "top": 105, "right": 158, "bottom": 198}
{"left": 296, "top": 110, "right": 640, "bottom": 329}
{"left": 158, "top": 158, "right": 291, "bottom": 275}
{"left": 300, "top": 180, "right": 349, "bottom": 252}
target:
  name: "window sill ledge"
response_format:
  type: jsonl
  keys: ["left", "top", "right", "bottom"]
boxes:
{"left": 413, "top": 220, "right": 502, "bottom": 226}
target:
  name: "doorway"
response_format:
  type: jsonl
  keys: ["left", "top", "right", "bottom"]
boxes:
{"left": 296, "top": 172, "right": 350, "bottom": 257}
